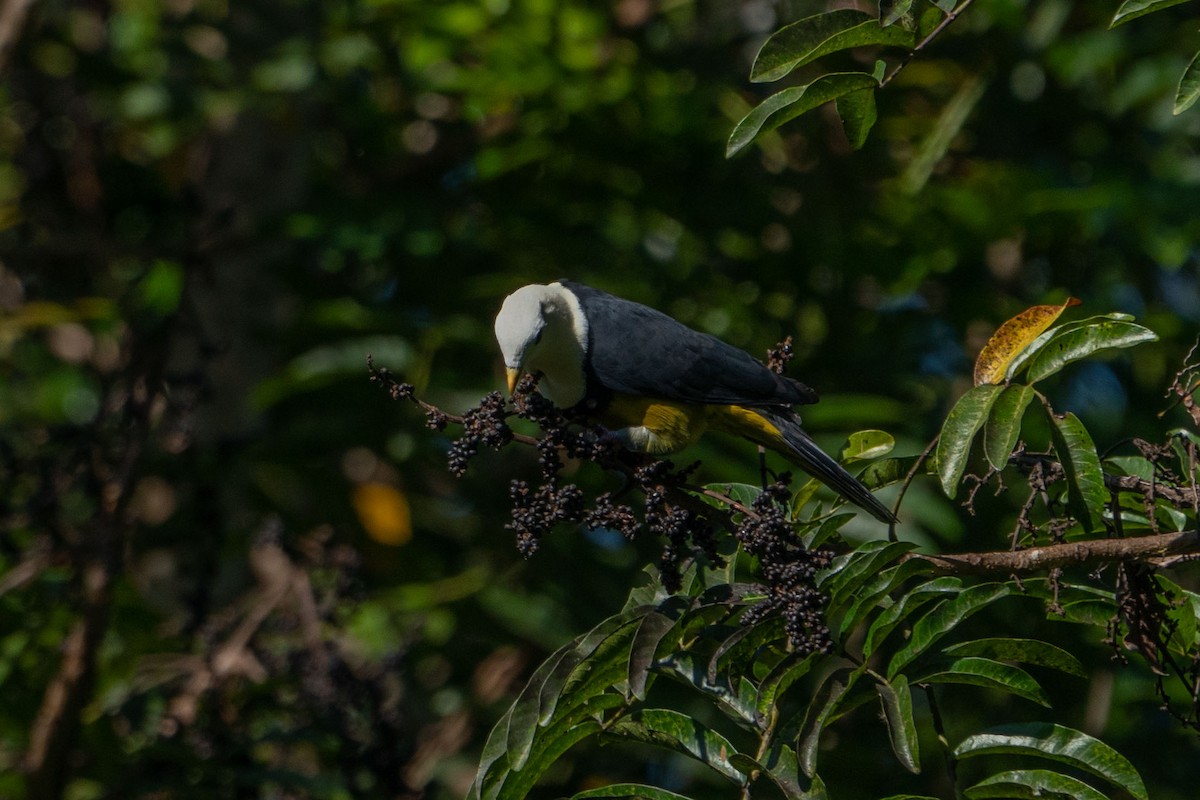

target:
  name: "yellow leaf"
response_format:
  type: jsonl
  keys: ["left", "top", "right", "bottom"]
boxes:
{"left": 352, "top": 482, "right": 412, "bottom": 546}
{"left": 973, "top": 297, "right": 1081, "bottom": 386}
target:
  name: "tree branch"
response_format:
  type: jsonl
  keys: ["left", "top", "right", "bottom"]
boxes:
{"left": 910, "top": 529, "right": 1200, "bottom": 575}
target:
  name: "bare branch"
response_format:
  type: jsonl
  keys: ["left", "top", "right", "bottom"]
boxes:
{"left": 911, "top": 530, "right": 1200, "bottom": 575}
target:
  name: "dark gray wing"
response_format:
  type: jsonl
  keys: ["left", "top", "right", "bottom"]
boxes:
{"left": 561, "top": 281, "right": 817, "bottom": 408}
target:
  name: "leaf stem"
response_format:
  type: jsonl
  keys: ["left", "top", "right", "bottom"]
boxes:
{"left": 920, "top": 682, "right": 959, "bottom": 793}
{"left": 879, "top": 0, "right": 979, "bottom": 89}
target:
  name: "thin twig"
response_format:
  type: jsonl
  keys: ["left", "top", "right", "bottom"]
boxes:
{"left": 921, "top": 683, "right": 958, "bottom": 788}
{"left": 879, "top": 0, "right": 980, "bottom": 89}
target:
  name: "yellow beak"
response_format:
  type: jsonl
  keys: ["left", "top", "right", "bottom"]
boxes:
{"left": 506, "top": 368, "right": 521, "bottom": 395}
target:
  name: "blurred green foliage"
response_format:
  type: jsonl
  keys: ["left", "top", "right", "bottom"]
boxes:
{"left": 0, "top": 0, "right": 1199, "bottom": 798}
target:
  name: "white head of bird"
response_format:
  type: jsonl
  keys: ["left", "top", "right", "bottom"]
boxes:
{"left": 493, "top": 283, "right": 589, "bottom": 406}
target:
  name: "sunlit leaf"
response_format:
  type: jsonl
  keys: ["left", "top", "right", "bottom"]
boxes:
{"left": 1023, "top": 320, "right": 1157, "bottom": 384}
{"left": 840, "top": 429, "right": 896, "bottom": 461}
{"left": 915, "top": 656, "right": 1050, "bottom": 706}
{"left": 863, "top": 577, "right": 963, "bottom": 657}
{"left": 727, "top": 72, "right": 881, "bottom": 158}
{"left": 661, "top": 652, "right": 758, "bottom": 725}
{"left": 1176, "top": 50, "right": 1200, "bottom": 114}
{"left": 955, "top": 723, "right": 1148, "bottom": 800}
{"left": 822, "top": 540, "right": 918, "bottom": 619}
{"left": 801, "top": 511, "right": 855, "bottom": 549}
{"left": 606, "top": 709, "right": 743, "bottom": 783}
{"left": 887, "top": 583, "right": 1010, "bottom": 676}
{"left": 572, "top": 784, "right": 696, "bottom": 800}
{"left": 875, "top": 674, "right": 921, "bottom": 772}
{"left": 965, "top": 769, "right": 1109, "bottom": 800}
{"left": 1048, "top": 411, "right": 1107, "bottom": 533}
{"left": 936, "top": 384, "right": 1004, "bottom": 498}
{"left": 973, "top": 298, "right": 1080, "bottom": 386}
{"left": 751, "top": 10, "right": 914, "bottom": 83}
{"left": 983, "top": 384, "right": 1035, "bottom": 471}
{"left": 1053, "top": 599, "right": 1115, "bottom": 627}
{"left": 839, "top": 558, "right": 935, "bottom": 639}
{"left": 1110, "top": 0, "right": 1194, "bottom": 27}
{"left": 858, "top": 454, "right": 932, "bottom": 491}
{"left": 942, "top": 637, "right": 1087, "bottom": 677}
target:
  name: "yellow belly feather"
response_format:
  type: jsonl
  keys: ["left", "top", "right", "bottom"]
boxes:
{"left": 601, "top": 394, "right": 785, "bottom": 455}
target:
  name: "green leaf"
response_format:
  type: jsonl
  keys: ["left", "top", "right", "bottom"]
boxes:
{"left": 756, "top": 650, "right": 819, "bottom": 718}
{"left": 914, "top": 656, "right": 1050, "bottom": 706}
{"left": 1110, "top": 0, "right": 1194, "bottom": 27}
{"left": 727, "top": 72, "right": 881, "bottom": 158}
{"left": 661, "top": 652, "right": 758, "bottom": 725}
{"left": 1175, "top": 50, "right": 1200, "bottom": 114}
{"left": 942, "top": 637, "right": 1087, "bottom": 677}
{"left": 703, "top": 482, "right": 763, "bottom": 510}
{"left": 1047, "top": 411, "right": 1107, "bottom": 534}
{"left": 732, "top": 751, "right": 829, "bottom": 800}
{"left": 836, "top": 87, "right": 878, "bottom": 150}
{"left": 965, "top": 769, "right": 1109, "bottom": 800}
{"left": 797, "top": 667, "right": 859, "bottom": 776}
{"left": 628, "top": 600, "right": 688, "bottom": 700}
{"left": 504, "top": 609, "right": 646, "bottom": 771}
{"left": 822, "top": 540, "right": 918, "bottom": 619}
{"left": 1001, "top": 313, "right": 1128, "bottom": 382}
{"left": 1022, "top": 320, "right": 1157, "bottom": 384}
{"left": 1054, "top": 599, "right": 1115, "bottom": 627}
{"left": 875, "top": 674, "right": 921, "bottom": 773}
{"left": 863, "top": 577, "right": 963, "bottom": 657}
{"left": 887, "top": 583, "right": 1010, "bottom": 677}
{"left": 858, "top": 454, "right": 933, "bottom": 491}
{"left": 936, "top": 384, "right": 1005, "bottom": 498}
{"left": 751, "top": 10, "right": 914, "bottom": 83}
{"left": 801, "top": 512, "right": 855, "bottom": 548}
{"left": 476, "top": 694, "right": 626, "bottom": 800}
{"left": 840, "top": 429, "right": 896, "bottom": 462}
{"left": 880, "top": 0, "right": 916, "bottom": 27}
{"left": 955, "top": 723, "right": 1148, "bottom": 800}
{"left": 983, "top": 384, "right": 1035, "bottom": 471}
{"left": 839, "top": 557, "right": 935, "bottom": 639}
{"left": 707, "top": 616, "right": 787, "bottom": 685}
{"left": 899, "top": 74, "right": 986, "bottom": 194}
{"left": 933, "top": 0, "right": 958, "bottom": 11}
{"left": 572, "top": 784, "right": 697, "bottom": 800}
{"left": 606, "top": 709, "right": 744, "bottom": 783}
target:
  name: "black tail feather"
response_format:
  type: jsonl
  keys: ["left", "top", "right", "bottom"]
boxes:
{"left": 762, "top": 410, "right": 898, "bottom": 524}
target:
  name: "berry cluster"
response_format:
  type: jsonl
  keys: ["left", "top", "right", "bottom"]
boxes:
{"left": 636, "top": 461, "right": 721, "bottom": 592}
{"left": 377, "top": 359, "right": 835, "bottom": 653}
{"left": 766, "top": 335, "right": 794, "bottom": 375}
{"left": 738, "top": 477, "right": 834, "bottom": 654}
{"left": 447, "top": 391, "right": 512, "bottom": 476}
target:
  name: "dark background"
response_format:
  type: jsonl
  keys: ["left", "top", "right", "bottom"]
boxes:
{"left": 0, "top": 0, "right": 1198, "bottom": 797}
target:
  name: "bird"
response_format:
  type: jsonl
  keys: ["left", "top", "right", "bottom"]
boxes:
{"left": 493, "top": 280, "right": 896, "bottom": 523}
